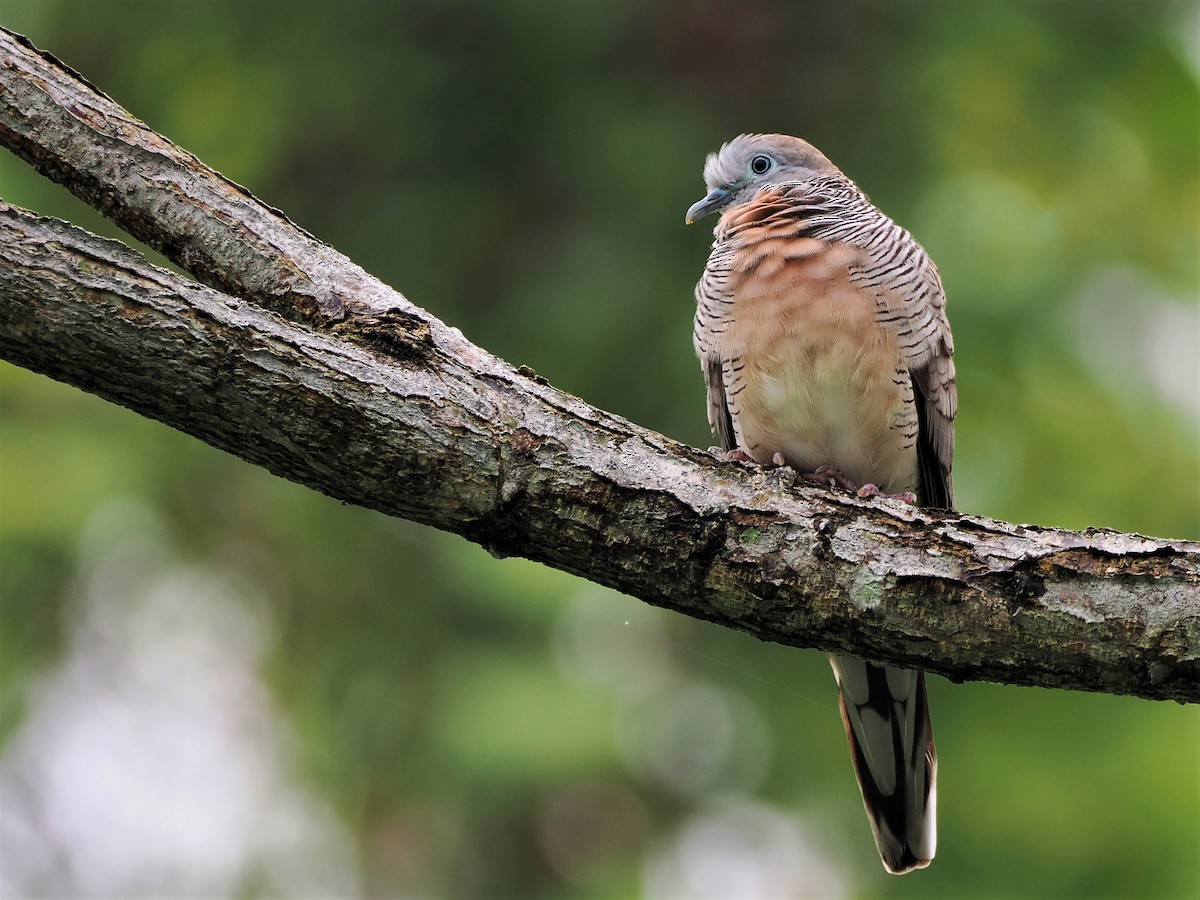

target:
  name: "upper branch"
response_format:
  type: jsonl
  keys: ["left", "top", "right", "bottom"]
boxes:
{"left": 1, "top": 29, "right": 1197, "bottom": 702}
{"left": 0, "top": 27, "right": 395, "bottom": 325}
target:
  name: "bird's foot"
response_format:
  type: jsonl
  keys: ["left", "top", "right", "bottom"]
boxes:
{"left": 801, "top": 465, "right": 859, "bottom": 493}
{"left": 856, "top": 483, "right": 918, "bottom": 505}
{"left": 711, "top": 447, "right": 756, "bottom": 464}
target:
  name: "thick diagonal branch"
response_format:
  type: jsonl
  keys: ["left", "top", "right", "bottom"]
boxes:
{"left": 1, "top": 28, "right": 1197, "bottom": 702}
{"left": 2, "top": 203, "right": 1197, "bottom": 702}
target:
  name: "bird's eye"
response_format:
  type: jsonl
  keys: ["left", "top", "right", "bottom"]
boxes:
{"left": 750, "top": 154, "right": 773, "bottom": 175}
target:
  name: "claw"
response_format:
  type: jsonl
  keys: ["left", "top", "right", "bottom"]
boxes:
{"left": 802, "top": 465, "right": 859, "bottom": 493}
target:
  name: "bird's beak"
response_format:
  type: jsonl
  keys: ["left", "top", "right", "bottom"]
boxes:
{"left": 685, "top": 188, "right": 730, "bottom": 224}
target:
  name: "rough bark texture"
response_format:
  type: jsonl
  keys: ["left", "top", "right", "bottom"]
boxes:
{"left": 1, "top": 28, "right": 1198, "bottom": 703}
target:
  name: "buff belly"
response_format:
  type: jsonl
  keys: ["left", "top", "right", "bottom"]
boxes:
{"left": 720, "top": 259, "right": 919, "bottom": 494}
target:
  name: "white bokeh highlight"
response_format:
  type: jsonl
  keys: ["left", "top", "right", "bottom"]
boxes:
{"left": 0, "top": 501, "right": 357, "bottom": 897}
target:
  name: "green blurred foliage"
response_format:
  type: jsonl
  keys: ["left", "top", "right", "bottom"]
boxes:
{"left": 1, "top": 0, "right": 1197, "bottom": 896}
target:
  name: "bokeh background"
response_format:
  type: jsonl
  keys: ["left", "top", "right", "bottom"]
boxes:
{"left": 1, "top": 1, "right": 1197, "bottom": 897}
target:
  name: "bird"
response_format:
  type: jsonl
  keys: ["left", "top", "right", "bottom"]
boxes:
{"left": 686, "top": 133, "right": 956, "bottom": 874}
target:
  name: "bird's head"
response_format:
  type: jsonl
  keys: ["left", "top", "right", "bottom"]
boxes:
{"left": 685, "top": 133, "right": 838, "bottom": 224}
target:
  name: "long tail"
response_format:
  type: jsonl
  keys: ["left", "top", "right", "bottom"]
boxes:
{"left": 829, "top": 655, "right": 936, "bottom": 874}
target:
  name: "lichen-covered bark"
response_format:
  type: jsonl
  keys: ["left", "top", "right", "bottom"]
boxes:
{"left": 1, "top": 28, "right": 1198, "bottom": 702}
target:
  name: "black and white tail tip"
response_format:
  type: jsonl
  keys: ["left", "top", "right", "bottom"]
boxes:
{"left": 830, "top": 655, "right": 937, "bottom": 874}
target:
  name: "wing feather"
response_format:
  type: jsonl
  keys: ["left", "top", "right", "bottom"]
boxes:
{"left": 706, "top": 355, "right": 737, "bottom": 453}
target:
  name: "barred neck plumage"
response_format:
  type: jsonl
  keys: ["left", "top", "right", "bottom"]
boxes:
{"left": 742, "top": 175, "right": 888, "bottom": 238}
{"left": 715, "top": 175, "right": 932, "bottom": 287}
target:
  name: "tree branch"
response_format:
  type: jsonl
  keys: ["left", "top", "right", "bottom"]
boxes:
{"left": 1, "top": 28, "right": 1197, "bottom": 703}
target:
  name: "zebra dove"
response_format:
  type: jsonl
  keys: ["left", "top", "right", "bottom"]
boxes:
{"left": 686, "top": 133, "right": 956, "bottom": 874}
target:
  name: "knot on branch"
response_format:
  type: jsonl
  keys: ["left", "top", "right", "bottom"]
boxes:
{"left": 332, "top": 309, "right": 434, "bottom": 365}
